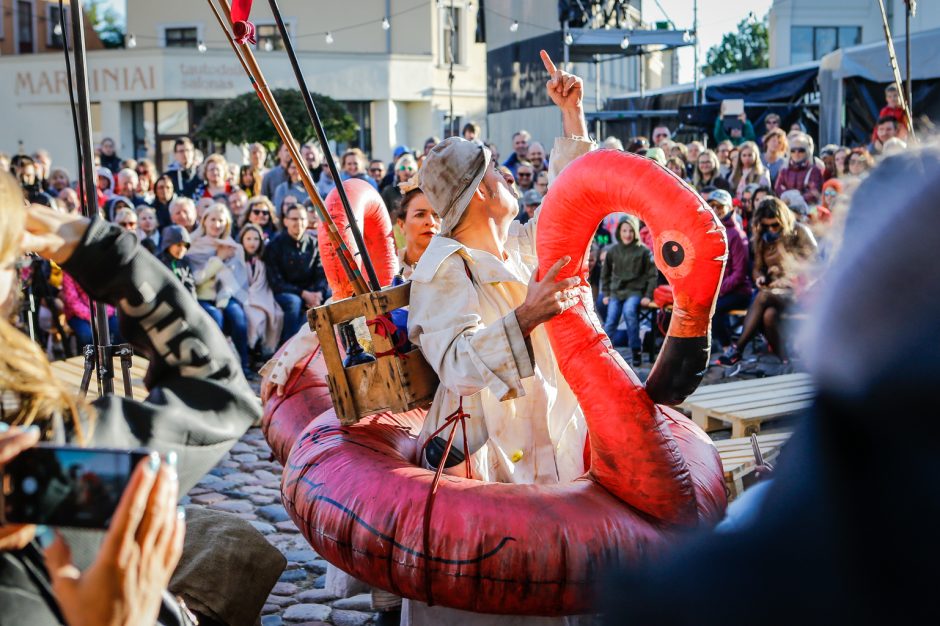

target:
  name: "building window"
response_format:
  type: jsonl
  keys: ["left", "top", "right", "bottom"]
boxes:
{"left": 17, "top": 0, "right": 34, "bottom": 53}
{"left": 791, "top": 26, "right": 861, "bottom": 63}
{"left": 440, "top": 6, "right": 462, "bottom": 65}
{"left": 48, "top": 4, "right": 66, "bottom": 49}
{"left": 256, "top": 24, "right": 284, "bottom": 51}
{"left": 165, "top": 27, "right": 198, "bottom": 48}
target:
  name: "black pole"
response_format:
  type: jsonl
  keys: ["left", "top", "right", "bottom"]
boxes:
{"left": 266, "top": 0, "right": 381, "bottom": 292}
{"left": 69, "top": 0, "right": 114, "bottom": 394}
{"left": 906, "top": 1, "right": 912, "bottom": 121}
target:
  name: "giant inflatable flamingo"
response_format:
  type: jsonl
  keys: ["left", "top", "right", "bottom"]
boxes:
{"left": 263, "top": 151, "right": 729, "bottom": 615}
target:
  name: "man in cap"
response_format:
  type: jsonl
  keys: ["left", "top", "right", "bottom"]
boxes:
{"left": 410, "top": 49, "right": 592, "bottom": 485}
{"left": 405, "top": 49, "right": 595, "bottom": 625}
{"left": 518, "top": 188, "right": 542, "bottom": 224}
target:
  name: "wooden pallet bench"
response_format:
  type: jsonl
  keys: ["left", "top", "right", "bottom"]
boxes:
{"left": 680, "top": 373, "right": 814, "bottom": 437}
{"left": 49, "top": 354, "right": 149, "bottom": 400}
{"left": 714, "top": 432, "right": 792, "bottom": 500}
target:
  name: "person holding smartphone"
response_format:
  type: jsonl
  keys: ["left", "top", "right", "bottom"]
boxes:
{"left": 0, "top": 169, "right": 259, "bottom": 624}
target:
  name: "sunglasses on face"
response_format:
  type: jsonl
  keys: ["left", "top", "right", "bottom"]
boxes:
{"left": 824, "top": 189, "right": 838, "bottom": 196}
{"left": 790, "top": 147, "right": 807, "bottom": 153}
{"left": 397, "top": 166, "right": 415, "bottom": 173}
{"left": 250, "top": 208, "right": 270, "bottom": 215}
{"left": 119, "top": 222, "right": 137, "bottom": 228}
{"left": 517, "top": 172, "right": 532, "bottom": 178}
{"left": 761, "top": 221, "right": 782, "bottom": 231}
{"left": 369, "top": 167, "right": 383, "bottom": 173}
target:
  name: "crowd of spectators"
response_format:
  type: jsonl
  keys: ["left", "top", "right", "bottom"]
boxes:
{"left": 7, "top": 82, "right": 905, "bottom": 375}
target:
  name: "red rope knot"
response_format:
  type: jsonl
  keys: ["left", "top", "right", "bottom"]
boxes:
{"left": 232, "top": 20, "right": 257, "bottom": 45}
{"left": 366, "top": 314, "right": 409, "bottom": 359}
{"left": 419, "top": 397, "right": 473, "bottom": 606}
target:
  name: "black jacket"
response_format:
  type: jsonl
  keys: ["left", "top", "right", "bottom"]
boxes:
{"left": 162, "top": 167, "right": 201, "bottom": 199}
{"left": 262, "top": 231, "right": 328, "bottom": 297}
{"left": 0, "top": 219, "right": 258, "bottom": 625}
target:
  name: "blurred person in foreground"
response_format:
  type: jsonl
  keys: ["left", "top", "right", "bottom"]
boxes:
{"left": 604, "top": 140, "right": 940, "bottom": 626}
{"left": 0, "top": 170, "right": 258, "bottom": 624}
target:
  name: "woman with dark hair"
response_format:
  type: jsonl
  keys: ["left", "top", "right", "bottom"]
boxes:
{"left": 152, "top": 174, "right": 177, "bottom": 229}
{"left": 848, "top": 147, "right": 875, "bottom": 178}
{"left": 719, "top": 197, "right": 817, "bottom": 366}
{"left": 240, "top": 196, "right": 280, "bottom": 241}
{"left": 392, "top": 187, "right": 441, "bottom": 282}
{"left": 239, "top": 164, "right": 262, "bottom": 198}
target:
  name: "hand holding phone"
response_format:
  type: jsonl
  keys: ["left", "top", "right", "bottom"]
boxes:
{"left": 44, "top": 452, "right": 185, "bottom": 626}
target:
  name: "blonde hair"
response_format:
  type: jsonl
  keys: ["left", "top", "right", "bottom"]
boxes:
{"left": 762, "top": 128, "right": 789, "bottom": 161}
{"left": 730, "top": 141, "right": 767, "bottom": 189}
{"left": 199, "top": 202, "right": 233, "bottom": 239}
{"left": 0, "top": 172, "right": 86, "bottom": 438}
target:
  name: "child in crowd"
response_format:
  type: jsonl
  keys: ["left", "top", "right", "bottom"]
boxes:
{"left": 600, "top": 216, "right": 658, "bottom": 367}
{"left": 157, "top": 225, "right": 197, "bottom": 298}
{"left": 238, "top": 223, "right": 283, "bottom": 361}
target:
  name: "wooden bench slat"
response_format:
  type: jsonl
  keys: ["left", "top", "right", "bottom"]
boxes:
{"left": 689, "top": 386, "right": 815, "bottom": 410}
{"left": 682, "top": 374, "right": 812, "bottom": 401}
{"left": 706, "top": 390, "right": 817, "bottom": 414}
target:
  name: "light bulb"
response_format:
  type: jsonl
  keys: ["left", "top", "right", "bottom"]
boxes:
{"left": 264, "top": 39, "right": 273, "bottom": 51}
{"left": 382, "top": 16, "right": 390, "bottom": 30}
{"left": 564, "top": 32, "right": 573, "bottom": 46}
{"left": 197, "top": 40, "right": 207, "bottom": 53}
{"left": 325, "top": 31, "right": 334, "bottom": 44}
{"left": 127, "top": 33, "right": 137, "bottom": 48}
{"left": 620, "top": 35, "right": 630, "bottom": 49}
{"left": 53, "top": 23, "right": 62, "bottom": 37}
{"left": 510, "top": 20, "right": 519, "bottom": 32}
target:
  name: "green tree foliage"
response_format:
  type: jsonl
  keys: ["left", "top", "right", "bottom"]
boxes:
{"left": 702, "top": 13, "right": 769, "bottom": 77}
{"left": 196, "top": 89, "right": 358, "bottom": 151}
{"left": 86, "top": 0, "right": 125, "bottom": 49}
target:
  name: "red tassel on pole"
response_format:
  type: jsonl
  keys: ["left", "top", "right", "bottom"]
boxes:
{"left": 230, "top": 0, "right": 256, "bottom": 44}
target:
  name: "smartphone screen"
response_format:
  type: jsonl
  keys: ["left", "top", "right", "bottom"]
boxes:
{"left": 1, "top": 445, "right": 148, "bottom": 529}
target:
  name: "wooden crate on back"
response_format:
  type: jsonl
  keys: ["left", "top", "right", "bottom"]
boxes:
{"left": 308, "top": 282, "right": 438, "bottom": 425}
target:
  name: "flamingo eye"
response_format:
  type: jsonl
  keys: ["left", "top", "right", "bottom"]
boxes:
{"left": 662, "top": 241, "right": 685, "bottom": 267}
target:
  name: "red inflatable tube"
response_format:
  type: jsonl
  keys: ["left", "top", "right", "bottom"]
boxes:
{"left": 317, "top": 178, "right": 398, "bottom": 299}
{"left": 270, "top": 150, "right": 728, "bottom": 615}
{"left": 261, "top": 345, "right": 330, "bottom": 465}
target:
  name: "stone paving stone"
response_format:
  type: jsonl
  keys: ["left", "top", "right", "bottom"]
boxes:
{"left": 275, "top": 521, "right": 301, "bottom": 533}
{"left": 187, "top": 487, "right": 210, "bottom": 496}
{"left": 279, "top": 568, "right": 308, "bottom": 583}
{"left": 258, "top": 504, "right": 291, "bottom": 523}
{"left": 209, "top": 499, "right": 254, "bottom": 513}
{"left": 284, "top": 549, "right": 318, "bottom": 563}
{"left": 233, "top": 453, "right": 259, "bottom": 463}
{"left": 251, "top": 493, "right": 277, "bottom": 505}
{"left": 230, "top": 442, "right": 254, "bottom": 454}
{"left": 282, "top": 604, "right": 332, "bottom": 622}
{"left": 271, "top": 582, "right": 299, "bottom": 596}
{"left": 313, "top": 574, "right": 326, "bottom": 589}
{"left": 260, "top": 615, "right": 283, "bottom": 626}
{"left": 295, "top": 588, "right": 338, "bottom": 603}
{"left": 261, "top": 603, "right": 278, "bottom": 614}
{"left": 190, "top": 493, "right": 227, "bottom": 506}
{"left": 265, "top": 595, "right": 296, "bottom": 608}
{"left": 330, "top": 610, "right": 374, "bottom": 626}
{"left": 250, "top": 520, "right": 277, "bottom": 535}
{"left": 331, "top": 594, "right": 372, "bottom": 612}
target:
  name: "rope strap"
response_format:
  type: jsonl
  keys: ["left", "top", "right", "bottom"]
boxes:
{"left": 417, "top": 398, "right": 473, "bottom": 606}
{"left": 366, "top": 314, "right": 410, "bottom": 359}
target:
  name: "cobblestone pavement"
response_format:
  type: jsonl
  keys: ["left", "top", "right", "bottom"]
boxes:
{"left": 183, "top": 426, "right": 380, "bottom": 626}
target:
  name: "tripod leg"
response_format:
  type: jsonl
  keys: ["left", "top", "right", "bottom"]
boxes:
{"left": 118, "top": 346, "right": 134, "bottom": 399}
{"left": 79, "top": 344, "right": 95, "bottom": 400}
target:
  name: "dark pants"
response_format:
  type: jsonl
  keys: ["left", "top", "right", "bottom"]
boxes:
{"left": 199, "top": 299, "right": 250, "bottom": 370}
{"left": 712, "top": 291, "right": 752, "bottom": 348}
{"left": 68, "top": 315, "right": 121, "bottom": 348}
{"left": 275, "top": 292, "right": 305, "bottom": 345}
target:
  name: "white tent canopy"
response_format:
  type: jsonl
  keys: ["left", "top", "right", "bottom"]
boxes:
{"left": 818, "top": 27, "right": 940, "bottom": 145}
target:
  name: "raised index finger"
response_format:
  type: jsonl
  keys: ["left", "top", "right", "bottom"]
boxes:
{"left": 543, "top": 255, "right": 571, "bottom": 283}
{"left": 540, "top": 49, "right": 557, "bottom": 75}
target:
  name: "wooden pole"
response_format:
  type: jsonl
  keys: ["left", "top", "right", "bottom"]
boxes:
{"left": 876, "top": 0, "right": 916, "bottom": 138}
{"left": 207, "top": 0, "right": 369, "bottom": 295}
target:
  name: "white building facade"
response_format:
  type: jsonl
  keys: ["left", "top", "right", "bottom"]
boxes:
{"left": 769, "top": 0, "right": 940, "bottom": 68}
{"left": 0, "top": 0, "right": 488, "bottom": 171}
